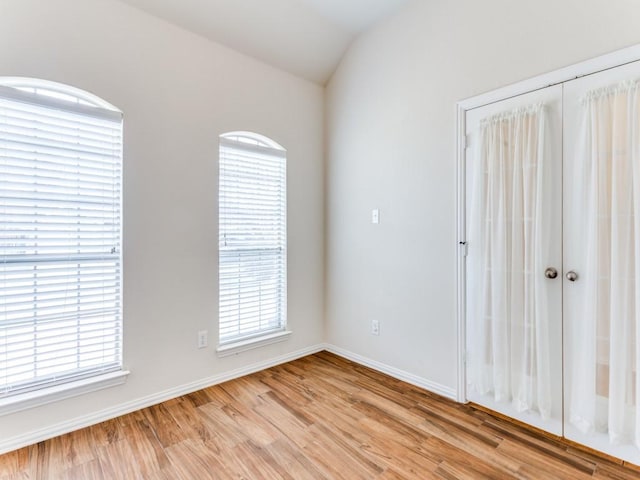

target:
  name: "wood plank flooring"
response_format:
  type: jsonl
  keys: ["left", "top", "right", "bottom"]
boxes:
{"left": 1, "top": 351, "right": 639, "bottom": 479}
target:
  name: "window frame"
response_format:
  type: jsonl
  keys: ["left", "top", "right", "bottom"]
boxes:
{"left": 217, "top": 131, "right": 289, "bottom": 355}
{"left": 0, "top": 78, "right": 128, "bottom": 414}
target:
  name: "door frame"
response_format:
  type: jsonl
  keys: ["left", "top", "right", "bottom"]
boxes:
{"left": 455, "top": 43, "right": 640, "bottom": 403}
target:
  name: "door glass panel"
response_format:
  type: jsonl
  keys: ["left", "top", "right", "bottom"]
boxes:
{"left": 563, "top": 60, "right": 640, "bottom": 465}
{"left": 465, "top": 85, "right": 563, "bottom": 436}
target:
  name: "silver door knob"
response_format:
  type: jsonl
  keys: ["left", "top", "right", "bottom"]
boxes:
{"left": 544, "top": 267, "right": 558, "bottom": 279}
{"left": 566, "top": 271, "right": 578, "bottom": 282}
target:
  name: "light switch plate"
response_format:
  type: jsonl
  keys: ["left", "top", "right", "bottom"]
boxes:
{"left": 371, "top": 319, "right": 380, "bottom": 335}
{"left": 197, "top": 330, "right": 208, "bottom": 349}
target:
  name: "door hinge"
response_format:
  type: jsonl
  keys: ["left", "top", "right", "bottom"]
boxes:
{"left": 459, "top": 241, "right": 468, "bottom": 257}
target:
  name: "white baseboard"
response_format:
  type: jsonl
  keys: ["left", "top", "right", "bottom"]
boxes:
{"left": 1, "top": 343, "right": 458, "bottom": 455}
{"left": 0, "top": 343, "right": 325, "bottom": 455}
{"left": 323, "top": 344, "right": 458, "bottom": 401}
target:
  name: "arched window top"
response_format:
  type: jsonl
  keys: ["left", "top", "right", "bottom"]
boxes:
{"left": 221, "top": 131, "right": 285, "bottom": 151}
{"left": 0, "top": 77, "right": 120, "bottom": 114}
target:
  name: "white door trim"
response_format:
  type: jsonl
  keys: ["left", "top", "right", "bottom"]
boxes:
{"left": 455, "top": 43, "right": 640, "bottom": 404}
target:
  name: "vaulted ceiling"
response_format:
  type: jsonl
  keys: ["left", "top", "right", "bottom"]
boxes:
{"left": 118, "top": 0, "right": 412, "bottom": 84}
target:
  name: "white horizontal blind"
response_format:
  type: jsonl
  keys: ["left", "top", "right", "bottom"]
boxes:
{"left": 219, "top": 135, "right": 286, "bottom": 344}
{"left": 0, "top": 84, "right": 123, "bottom": 398}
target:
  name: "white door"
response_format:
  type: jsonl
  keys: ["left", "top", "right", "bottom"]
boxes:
{"left": 465, "top": 85, "right": 564, "bottom": 435}
{"left": 563, "top": 59, "right": 640, "bottom": 465}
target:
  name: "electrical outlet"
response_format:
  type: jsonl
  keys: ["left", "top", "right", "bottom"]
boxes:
{"left": 197, "top": 330, "right": 208, "bottom": 349}
{"left": 372, "top": 209, "right": 380, "bottom": 224}
{"left": 371, "top": 319, "right": 380, "bottom": 336}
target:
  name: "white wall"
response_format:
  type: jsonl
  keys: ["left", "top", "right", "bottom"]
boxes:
{"left": 0, "top": 0, "right": 324, "bottom": 449}
{"left": 325, "top": 0, "right": 640, "bottom": 393}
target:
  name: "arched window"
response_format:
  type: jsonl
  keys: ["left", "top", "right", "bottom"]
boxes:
{"left": 0, "top": 78, "right": 124, "bottom": 404}
{"left": 218, "top": 132, "right": 287, "bottom": 347}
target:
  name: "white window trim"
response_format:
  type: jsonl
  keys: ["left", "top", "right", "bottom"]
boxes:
{"left": 216, "top": 330, "right": 292, "bottom": 357}
{"left": 0, "top": 370, "right": 129, "bottom": 416}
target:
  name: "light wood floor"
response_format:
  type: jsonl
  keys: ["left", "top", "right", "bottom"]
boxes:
{"left": 1, "top": 352, "right": 639, "bottom": 479}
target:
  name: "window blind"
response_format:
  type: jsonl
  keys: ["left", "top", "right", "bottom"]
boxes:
{"left": 0, "top": 85, "right": 123, "bottom": 398}
{"left": 219, "top": 135, "right": 286, "bottom": 344}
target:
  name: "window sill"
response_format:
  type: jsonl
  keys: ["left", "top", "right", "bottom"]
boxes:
{"left": 217, "top": 330, "right": 292, "bottom": 357}
{"left": 0, "top": 370, "right": 130, "bottom": 416}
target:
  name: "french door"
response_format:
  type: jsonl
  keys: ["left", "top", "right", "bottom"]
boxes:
{"left": 563, "top": 60, "right": 640, "bottom": 463}
{"left": 465, "top": 59, "right": 640, "bottom": 465}
{"left": 465, "top": 85, "right": 564, "bottom": 436}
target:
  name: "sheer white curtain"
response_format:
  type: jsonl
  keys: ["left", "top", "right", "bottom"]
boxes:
{"left": 468, "top": 104, "right": 553, "bottom": 418}
{"left": 569, "top": 81, "right": 640, "bottom": 448}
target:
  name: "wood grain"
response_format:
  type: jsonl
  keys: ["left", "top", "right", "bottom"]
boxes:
{"left": 1, "top": 351, "right": 638, "bottom": 479}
